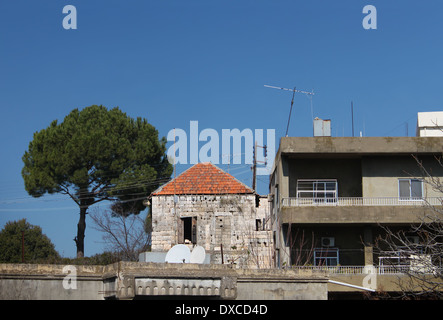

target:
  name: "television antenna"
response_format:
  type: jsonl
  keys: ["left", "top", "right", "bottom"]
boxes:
{"left": 264, "top": 85, "right": 315, "bottom": 137}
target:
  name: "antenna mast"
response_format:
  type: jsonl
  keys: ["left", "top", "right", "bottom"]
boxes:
{"left": 264, "top": 85, "right": 315, "bottom": 137}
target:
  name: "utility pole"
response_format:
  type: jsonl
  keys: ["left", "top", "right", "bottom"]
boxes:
{"left": 252, "top": 141, "right": 257, "bottom": 191}
{"left": 351, "top": 101, "right": 355, "bottom": 137}
{"left": 173, "top": 128, "right": 179, "bottom": 245}
{"left": 252, "top": 143, "right": 268, "bottom": 192}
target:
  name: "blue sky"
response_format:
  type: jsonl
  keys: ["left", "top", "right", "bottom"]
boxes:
{"left": 1, "top": 0, "right": 442, "bottom": 258}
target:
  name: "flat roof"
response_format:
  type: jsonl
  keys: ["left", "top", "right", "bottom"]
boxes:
{"left": 278, "top": 136, "right": 443, "bottom": 156}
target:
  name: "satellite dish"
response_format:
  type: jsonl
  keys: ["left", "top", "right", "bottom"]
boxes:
{"left": 190, "top": 245, "right": 206, "bottom": 264}
{"left": 165, "top": 244, "right": 190, "bottom": 263}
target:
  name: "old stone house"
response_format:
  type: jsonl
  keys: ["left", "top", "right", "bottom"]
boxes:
{"left": 147, "top": 162, "right": 273, "bottom": 268}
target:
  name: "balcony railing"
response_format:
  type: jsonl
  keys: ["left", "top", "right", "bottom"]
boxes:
{"left": 282, "top": 197, "right": 442, "bottom": 207}
{"left": 290, "top": 265, "right": 441, "bottom": 275}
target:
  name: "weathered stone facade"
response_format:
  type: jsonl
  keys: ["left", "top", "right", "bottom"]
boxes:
{"left": 151, "top": 194, "right": 273, "bottom": 268}
{"left": 147, "top": 162, "right": 274, "bottom": 268}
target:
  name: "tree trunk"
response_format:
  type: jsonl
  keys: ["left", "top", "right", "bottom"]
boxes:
{"left": 75, "top": 206, "right": 87, "bottom": 258}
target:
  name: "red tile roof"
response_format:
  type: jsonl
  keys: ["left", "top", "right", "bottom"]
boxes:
{"left": 152, "top": 162, "right": 254, "bottom": 195}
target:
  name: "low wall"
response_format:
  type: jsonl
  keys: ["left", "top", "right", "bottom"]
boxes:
{"left": 0, "top": 264, "right": 104, "bottom": 300}
{"left": 0, "top": 262, "right": 328, "bottom": 300}
{"left": 236, "top": 268, "right": 327, "bottom": 300}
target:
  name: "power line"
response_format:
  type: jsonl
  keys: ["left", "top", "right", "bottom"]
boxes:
{"left": 0, "top": 176, "right": 171, "bottom": 205}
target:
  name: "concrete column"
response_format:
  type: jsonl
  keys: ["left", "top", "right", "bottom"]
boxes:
{"left": 281, "top": 156, "right": 290, "bottom": 199}
{"left": 363, "top": 226, "right": 374, "bottom": 265}
{"left": 364, "top": 246, "right": 374, "bottom": 265}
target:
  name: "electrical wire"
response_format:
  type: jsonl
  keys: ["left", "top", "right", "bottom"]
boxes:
{"left": 0, "top": 160, "right": 266, "bottom": 212}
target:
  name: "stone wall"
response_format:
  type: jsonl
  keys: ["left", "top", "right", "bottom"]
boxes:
{"left": 151, "top": 194, "right": 273, "bottom": 268}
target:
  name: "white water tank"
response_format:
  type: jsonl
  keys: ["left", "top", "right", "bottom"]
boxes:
{"left": 313, "top": 117, "right": 331, "bottom": 137}
{"left": 416, "top": 111, "right": 443, "bottom": 137}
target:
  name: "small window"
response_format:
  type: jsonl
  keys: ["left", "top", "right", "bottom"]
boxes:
{"left": 256, "top": 219, "right": 262, "bottom": 231}
{"left": 181, "top": 217, "right": 197, "bottom": 244}
{"left": 399, "top": 179, "right": 423, "bottom": 200}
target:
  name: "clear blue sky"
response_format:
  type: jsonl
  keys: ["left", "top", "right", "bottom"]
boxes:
{"left": 1, "top": 0, "right": 442, "bottom": 258}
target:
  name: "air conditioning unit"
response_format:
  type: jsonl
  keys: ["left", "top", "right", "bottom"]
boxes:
{"left": 321, "top": 237, "right": 335, "bottom": 247}
{"left": 406, "top": 236, "right": 420, "bottom": 244}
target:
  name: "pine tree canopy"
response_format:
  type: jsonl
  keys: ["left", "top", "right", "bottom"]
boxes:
{"left": 21, "top": 105, "right": 172, "bottom": 257}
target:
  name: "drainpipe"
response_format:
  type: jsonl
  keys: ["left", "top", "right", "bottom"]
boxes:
{"left": 328, "top": 280, "right": 375, "bottom": 292}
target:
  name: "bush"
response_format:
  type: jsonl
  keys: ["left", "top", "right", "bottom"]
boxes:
{"left": 0, "top": 219, "right": 60, "bottom": 263}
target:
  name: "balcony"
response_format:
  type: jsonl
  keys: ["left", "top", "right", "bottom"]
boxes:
{"left": 290, "top": 264, "right": 443, "bottom": 294}
{"left": 282, "top": 197, "right": 442, "bottom": 207}
{"left": 280, "top": 197, "right": 442, "bottom": 224}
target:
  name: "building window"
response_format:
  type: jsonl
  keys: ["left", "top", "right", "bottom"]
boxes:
{"left": 296, "top": 179, "right": 338, "bottom": 203}
{"left": 180, "top": 217, "right": 197, "bottom": 244}
{"left": 256, "top": 219, "right": 262, "bottom": 231}
{"left": 314, "top": 248, "right": 339, "bottom": 266}
{"left": 398, "top": 179, "right": 423, "bottom": 200}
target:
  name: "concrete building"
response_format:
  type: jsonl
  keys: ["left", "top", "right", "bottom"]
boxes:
{"left": 269, "top": 136, "right": 443, "bottom": 296}
{"left": 147, "top": 162, "right": 273, "bottom": 268}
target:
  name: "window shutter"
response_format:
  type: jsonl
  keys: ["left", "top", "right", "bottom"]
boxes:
{"left": 192, "top": 217, "right": 197, "bottom": 244}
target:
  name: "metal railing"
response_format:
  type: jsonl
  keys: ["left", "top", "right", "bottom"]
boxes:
{"left": 290, "top": 265, "right": 440, "bottom": 275}
{"left": 282, "top": 197, "right": 442, "bottom": 207}
{"left": 291, "top": 265, "right": 366, "bottom": 274}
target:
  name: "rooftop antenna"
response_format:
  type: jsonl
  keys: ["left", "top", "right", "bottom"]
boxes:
{"left": 351, "top": 101, "right": 355, "bottom": 137}
{"left": 264, "top": 85, "right": 315, "bottom": 137}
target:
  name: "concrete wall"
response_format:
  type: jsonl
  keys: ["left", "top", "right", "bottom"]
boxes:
{"left": 329, "top": 272, "right": 443, "bottom": 295}
{"left": 278, "top": 137, "right": 443, "bottom": 155}
{"left": 362, "top": 155, "right": 443, "bottom": 198}
{"left": 236, "top": 268, "right": 327, "bottom": 300}
{"left": 4, "top": 262, "right": 437, "bottom": 300}
{"left": 0, "top": 263, "right": 329, "bottom": 300}
{"left": 0, "top": 264, "right": 104, "bottom": 300}
{"left": 288, "top": 158, "right": 362, "bottom": 198}
{"left": 281, "top": 205, "right": 434, "bottom": 225}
